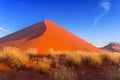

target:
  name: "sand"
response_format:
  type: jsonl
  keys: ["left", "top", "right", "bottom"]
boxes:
{"left": 0, "top": 20, "right": 101, "bottom": 54}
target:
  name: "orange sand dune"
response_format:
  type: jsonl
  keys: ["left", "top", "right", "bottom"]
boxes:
{"left": 0, "top": 20, "right": 101, "bottom": 54}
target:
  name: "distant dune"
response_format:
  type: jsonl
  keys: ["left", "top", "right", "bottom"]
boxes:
{"left": 101, "top": 43, "right": 120, "bottom": 52}
{"left": 0, "top": 20, "right": 101, "bottom": 54}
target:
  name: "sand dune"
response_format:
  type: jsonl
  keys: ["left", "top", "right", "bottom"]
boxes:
{"left": 0, "top": 20, "right": 101, "bottom": 54}
{"left": 101, "top": 43, "right": 120, "bottom": 52}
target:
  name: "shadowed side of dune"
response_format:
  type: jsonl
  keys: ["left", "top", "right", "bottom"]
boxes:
{"left": 101, "top": 43, "right": 120, "bottom": 52}
{"left": 0, "top": 22, "right": 46, "bottom": 42}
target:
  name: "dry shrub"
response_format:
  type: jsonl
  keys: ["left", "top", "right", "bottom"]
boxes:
{"left": 50, "top": 58, "right": 60, "bottom": 68}
{"left": 48, "top": 51, "right": 82, "bottom": 67}
{"left": 51, "top": 51, "right": 102, "bottom": 67}
{"left": 81, "top": 52, "right": 102, "bottom": 67}
{"left": 100, "top": 51, "right": 120, "bottom": 65}
{"left": 0, "top": 46, "right": 120, "bottom": 73}
{"left": 26, "top": 48, "right": 38, "bottom": 57}
{"left": 0, "top": 46, "right": 28, "bottom": 70}
{"left": 47, "top": 49, "right": 64, "bottom": 59}
{"left": 50, "top": 66, "right": 76, "bottom": 80}
{"left": 65, "top": 51, "right": 82, "bottom": 67}
{"left": 48, "top": 50, "right": 120, "bottom": 68}
{"left": 37, "top": 57, "right": 51, "bottom": 74}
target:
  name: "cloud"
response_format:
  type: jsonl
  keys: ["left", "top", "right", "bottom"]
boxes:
{"left": 0, "top": 27, "right": 8, "bottom": 32}
{"left": 100, "top": 0, "right": 111, "bottom": 10}
{"left": 94, "top": 0, "right": 111, "bottom": 26}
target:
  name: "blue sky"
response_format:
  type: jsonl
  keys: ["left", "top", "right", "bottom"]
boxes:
{"left": 0, "top": 0, "right": 120, "bottom": 47}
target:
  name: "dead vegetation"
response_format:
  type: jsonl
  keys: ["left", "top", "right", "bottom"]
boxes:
{"left": 0, "top": 47, "right": 120, "bottom": 80}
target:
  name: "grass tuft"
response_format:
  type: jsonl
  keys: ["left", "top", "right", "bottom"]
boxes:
{"left": 37, "top": 57, "right": 51, "bottom": 74}
{"left": 50, "top": 66, "right": 76, "bottom": 80}
{"left": 0, "top": 46, "right": 28, "bottom": 70}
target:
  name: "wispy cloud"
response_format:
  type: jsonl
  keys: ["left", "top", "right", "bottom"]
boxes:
{"left": 0, "top": 27, "right": 8, "bottom": 32}
{"left": 94, "top": 0, "right": 111, "bottom": 26}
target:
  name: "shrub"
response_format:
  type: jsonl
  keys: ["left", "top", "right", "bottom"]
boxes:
{"left": 26, "top": 48, "right": 38, "bottom": 57}
{"left": 65, "top": 51, "right": 82, "bottom": 67}
{"left": 0, "top": 46, "right": 28, "bottom": 70}
{"left": 50, "top": 66, "right": 76, "bottom": 80}
{"left": 100, "top": 51, "right": 120, "bottom": 65}
{"left": 82, "top": 53, "right": 102, "bottom": 67}
{"left": 37, "top": 57, "right": 51, "bottom": 74}
{"left": 50, "top": 58, "right": 60, "bottom": 68}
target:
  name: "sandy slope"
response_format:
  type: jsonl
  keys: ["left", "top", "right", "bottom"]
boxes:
{"left": 101, "top": 43, "right": 120, "bottom": 52}
{"left": 0, "top": 20, "right": 101, "bottom": 54}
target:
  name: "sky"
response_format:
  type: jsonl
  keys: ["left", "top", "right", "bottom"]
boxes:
{"left": 0, "top": 0, "right": 120, "bottom": 47}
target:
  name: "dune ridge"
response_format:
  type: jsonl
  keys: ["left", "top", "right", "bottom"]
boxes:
{"left": 0, "top": 20, "right": 101, "bottom": 54}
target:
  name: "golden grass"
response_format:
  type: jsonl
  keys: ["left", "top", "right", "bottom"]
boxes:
{"left": 0, "top": 46, "right": 28, "bottom": 70}
{"left": 64, "top": 51, "right": 82, "bottom": 66}
{"left": 100, "top": 51, "right": 120, "bottom": 65}
{"left": 0, "top": 46, "right": 120, "bottom": 73}
{"left": 36, "top": 57, "right": 51, "bottom": 74}
{"left": 48, "top": 50, "right": 120, "bottom": 67}
{"left": 26, "top": 48, "right": 38, "bottom": 57}
{"left": 0, "top": 46, "right": 120, "bottom": 80}
{"left": 49, "top": 51, "right": 103, "bottom": 67}
{"left": 82, "top": 53, "right": 102, "bottom": 67}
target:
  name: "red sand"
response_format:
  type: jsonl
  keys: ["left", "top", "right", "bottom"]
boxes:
{"left": 0, "top": 63, "right": 12, "bottom": 71}
{"left": 0, "top": 20, "right": 101, "bottom": 54}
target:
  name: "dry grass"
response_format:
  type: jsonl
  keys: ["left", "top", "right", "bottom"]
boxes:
{"left": 48, "top": 50, "right": 120, "bottom": 68}
{"left": 50, "top": 66, "right": 76, "bottom": 80}
{"left": 0, "top": 46, "right": 120, "bottom": 78}
{"left": 49, "top": 51, "right": 103, "bottom": 67}
{"left": 26, "top": 48, "right": 38, "bottom": 57}
{"left": 82, "top": 53, "right": 102, "bottom": 67}
{"left": 0, "top": 46, "right": 28, "bottom": 70}
{"left": 0, "top": 47, "right": 120, "bottom": 80}
{"left": 65, "top": 51, "right": 82, "bottom": 66}
{"left": 100, "top": 51, "right": 120, "bottom": 65}
{"left": 49, "top": 51, "right": 120, "bottom": 68}
{"left": 36, "top": 57, "right": 51, "bottom": 74}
